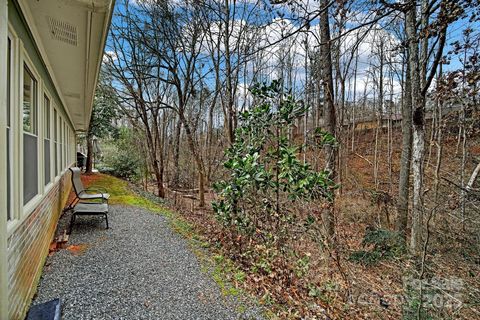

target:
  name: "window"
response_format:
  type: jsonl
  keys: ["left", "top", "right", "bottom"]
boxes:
{"left": 23, "top": 65, "right": 37, "bottom": 134}
{"left": 59, "top": 117, "right": 63, "bottom": 170}
{"left": 63, "top": 122, "right": 66, "bottom": 168}
{"left": 67, "top": 128, "right": 70, "bottom": 165}
{"left": 62, "top": 121, "right": 66, "bottom": 168}
{"left": 54, "top": 109, "right": 58, "bottom": 175}
{"left": 44, "top": 95, "right": 51, "bottom": 185}
{"left": 23, "top": 64, "right": 38, "bottom": 205}
{"left": 7, "top": 36, "right": 12, "bottom": 220}
{"left": 64, "top": 123, "right": 68, "bottom": 167}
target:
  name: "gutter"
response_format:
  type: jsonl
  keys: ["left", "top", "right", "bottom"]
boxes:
{"left": 83, "top": 0, "right": 116, "bottom": 131}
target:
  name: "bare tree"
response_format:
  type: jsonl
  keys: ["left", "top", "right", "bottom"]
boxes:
{"left": 407, "top": 0, "right": 454, "bottom": 252}
{"left": 318, "top": 0, "right": 337, "bottom": 241}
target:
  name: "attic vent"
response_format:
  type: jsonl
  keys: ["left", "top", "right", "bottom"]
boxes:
{"left": 47, "top": 17, "right": 77, "bottom": 46}
{"left": 65, "top": 92, "right": 81, "bottom": 99}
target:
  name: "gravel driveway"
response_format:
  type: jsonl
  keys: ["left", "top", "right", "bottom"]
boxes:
{"left": 32, "top": 205, "right": 263, "bottom": 320}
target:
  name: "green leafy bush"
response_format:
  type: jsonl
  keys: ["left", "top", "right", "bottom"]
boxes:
{"left": 107, "top": 152, "right": 140, "bottom": 180}
{"left": 103, "top": 127, "right": 143, "bottom": 181}
{"left": 213, "top": 81, "right": 336, "bottom": 247}
{"left": 349, "top": 227, "right": 406, "bottom": 265}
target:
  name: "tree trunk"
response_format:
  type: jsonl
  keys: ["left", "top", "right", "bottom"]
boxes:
{"left": 374, "top": 38, "right": 384, "bottom": 191}
{"left": 85, "top": 134, "right": 94, "bottom": 174}
{"left": 172, "top": 117, "right": 181, "bottom": 187}
{"left": 407, "top": 1, "right": 425, "bottom": 253}
{"left": 179, "top": 112, "right": 206, "bottom": 207}
{"left": 223, "top": 0, "right": 236, "bottom": 145}
{"left": 153, "top": 160, "right": 165, "bottom": 198}
{"left": 388, "top": 68, "right": 394, "bottom": 194}
{"left": 396, "top": 32, "right": 413, "bottom": 239}
{"left": 351, "top": 52, "right": 358, "bottom": 152}
{"left": 206, "top": 88, "right": 219, "bottom": 183}
{"left": 319, "top": 0, "right": 336, "bottom": 241}
{"left": 467, "top": 163, "right": 480, "bottom": 191}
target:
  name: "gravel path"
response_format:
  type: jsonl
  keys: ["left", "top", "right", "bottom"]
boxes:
{"left": 33, "top": 205, "right": 263, "bottom": 320}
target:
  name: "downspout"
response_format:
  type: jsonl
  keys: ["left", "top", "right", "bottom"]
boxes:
{"left": 0, "top": 0, "right": 10, "bottom": 318}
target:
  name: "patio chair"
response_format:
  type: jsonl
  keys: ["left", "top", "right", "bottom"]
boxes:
{"left": 68, "top": 202, "right": 109, "bottom": 234}
{"left": 67, "top": 167, "right": 110, "bottom": 233}
{"left": 67, "top": 167, "right": 110, "bottom": 210}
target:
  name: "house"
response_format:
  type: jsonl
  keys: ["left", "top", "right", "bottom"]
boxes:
{"left": 0, "top": 0, "right": 114, "bottom": 319}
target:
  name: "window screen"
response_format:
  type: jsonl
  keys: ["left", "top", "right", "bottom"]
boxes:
{"left": 54, "top": 109, "right": 58, "bottom": 175}
{"left": 24, "top": 134, "right": 38, "bottom": 204}
{"left": 23, "top": 64, "right": 38, "bottom": 204}
{"left": 44, "top": 96, "right": 50, "bottom": 138}
{"left": 44, "top": 95, "right": 51, "bottom": 185}
{"left": 7, "top": 37, "right": 12, "bottom": 219}
{"left": 23, "top": 65, "right": 37, "bottom": 134}
{"left": 60, "top": 118, "right": 63, "bottom": 170}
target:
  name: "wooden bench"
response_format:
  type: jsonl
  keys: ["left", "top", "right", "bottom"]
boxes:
{"left": 69, "top": 203, "right": 109, "bottom": 234}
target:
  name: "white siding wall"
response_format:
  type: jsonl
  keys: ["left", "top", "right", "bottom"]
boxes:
{"left": 2, "top": 1, "right": 78, "bottom": 319}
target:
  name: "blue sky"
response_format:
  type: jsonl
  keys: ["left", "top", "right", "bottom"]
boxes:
{"left": 106, "top": 0, "right": 479, "bottom": 103}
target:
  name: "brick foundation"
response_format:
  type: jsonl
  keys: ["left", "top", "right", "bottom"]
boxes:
{"left": 7, "top": 171, "right": 71, "bottom": 319}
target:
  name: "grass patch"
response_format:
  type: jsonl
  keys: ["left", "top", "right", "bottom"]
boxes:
{"left": 85, "top": 174, "right": 193, "bottom": 240}
{"left": 210, "top": 254, "right": 243, "bottom": 297}
{"left": 85, "top": 173, "right": 167, "bottom": 214}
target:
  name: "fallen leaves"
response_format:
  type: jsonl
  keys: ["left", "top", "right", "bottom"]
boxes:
{"left": 66, "top": 244, "right": 88, "bottom": 256}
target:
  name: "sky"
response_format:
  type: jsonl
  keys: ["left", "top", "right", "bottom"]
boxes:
{"left": 106, "top": 0, "right": 479, "bottom": 106}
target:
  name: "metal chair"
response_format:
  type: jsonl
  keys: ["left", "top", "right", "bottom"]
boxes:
{"left": 67, "top": 167, "right": 110, "bottom": 233}
{"left": 68, "top": 203, "right": 109, "bottom": 234}
{"left": 67, "top": 167, "right": 110, "bottom": 210}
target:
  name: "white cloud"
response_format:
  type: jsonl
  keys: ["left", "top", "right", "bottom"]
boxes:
{"left": 117, "top": 2, "right": 405, "bottom": 104}
{"left": 103, "top": 50, "right": 118, "bottom": 63}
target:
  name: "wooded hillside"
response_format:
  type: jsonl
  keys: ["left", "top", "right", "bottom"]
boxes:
{"left": 83, "top": 0, "right": 480, "bottom": 318}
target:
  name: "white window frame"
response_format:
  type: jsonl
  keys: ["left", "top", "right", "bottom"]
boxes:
{"left": 6, "top": 26, "right": 20, "bottom": 233}
{"left": 68, "top": 127, "right": 71, "bottom": 165}
{"left": 6, "top": 27, "right": 23, "bottom": 234}
{"left": 64, "top": 121, "right": 67, "bottom": 169}
{"left": 43, "top": 88, "right": 54, "bottom": 193}
{"left": 59, "top": 115, "right": 63, "bottom": 173}
{"left": 64, "top": 122, "right": 68, "bottom": 168}
{"left": 53, "top": 106, "right": 59, "bottom": 181}
{"left": 21, "top": 45, "right": 43, "bottom": 217}
{"left": 62, "top": 120, "right": 65, "bottom": 171}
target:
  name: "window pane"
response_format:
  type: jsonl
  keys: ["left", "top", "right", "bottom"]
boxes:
{"left": 44, "top": 96, "right": 51, "bottom": 184}
{"left": 7, "top": 128, "right": 11, "bottom": 219}
{"left": 54, "top": 109, "right": 58, "bottom": 175}
{"left": 64, "top": 123, "right": 67, "bottom": 167}
{"left": 54, "top": 109, "right": 58, "bottom": 141}
{"left": 7, "top": 37, "right": 11, "bottom": 220}
{"left": 66, "top": 129, "right": 69, "bottom": 165}
{"left": 44, "top": 139, "right": 50, "bottom": 185}
{"left": 23, "top": 133, "right": 38, "bottom": 204}
{"left": 23, "top": 65, "right": 37, "bottom": 134}
{"left": 60, "top": 120, "right": 63, "bottom": 169}
{"left": 44, "top": 95, "right": 50, "bottom": 139}
{"left": 54, "top": 141, "right": 58, "bottom": 175}
{"left": 7, "top": 37, "right": 11, "bottom": 127}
